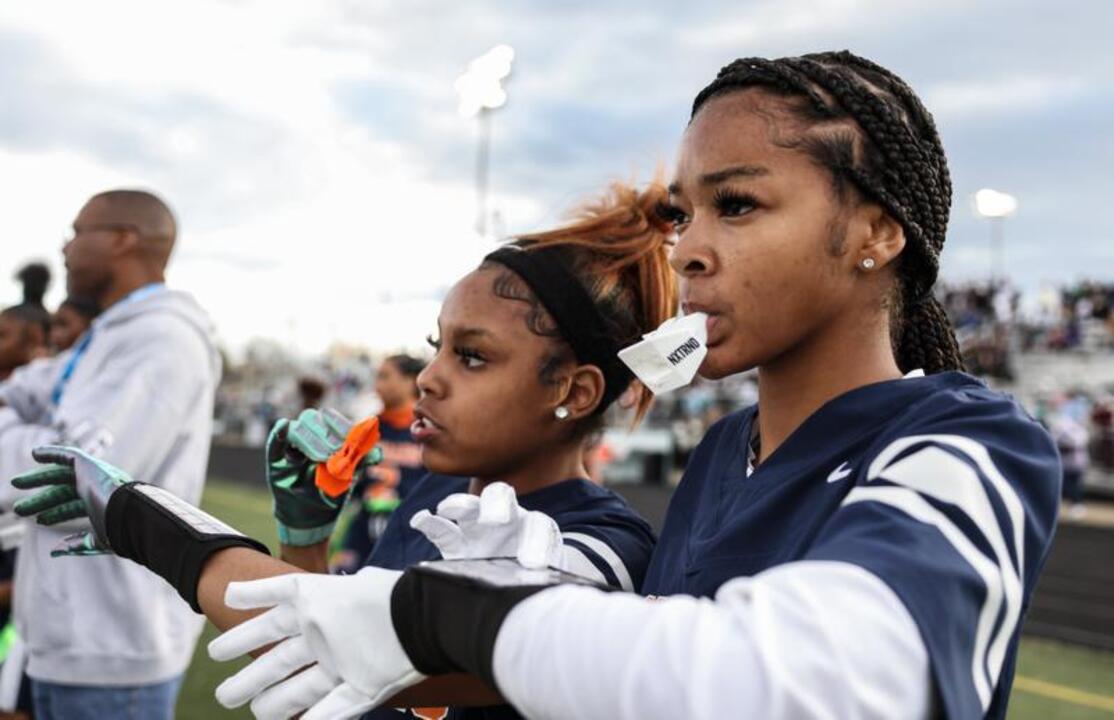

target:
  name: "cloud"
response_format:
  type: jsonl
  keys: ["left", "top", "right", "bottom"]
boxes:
{"left": 925, "top": 76, "right": 1091, "bottom": 121}
{"left": 1, "top": 0, "right": 1111, "bottom": 354}
{"left": 0, "top": 0, "right": 548, "bottom": 353}
{"left": 677, "top": 0, "right": 928, "bottom": 51}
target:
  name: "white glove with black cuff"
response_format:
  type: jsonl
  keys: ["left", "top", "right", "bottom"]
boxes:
{"left": 209, "top": 568, "right": 423, "bottom": 720}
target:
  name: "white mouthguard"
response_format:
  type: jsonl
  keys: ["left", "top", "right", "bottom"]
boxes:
{"left": 617, "top": 312, "right": 707, "bottom": 394}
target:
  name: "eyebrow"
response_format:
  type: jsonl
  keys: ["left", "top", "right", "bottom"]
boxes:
{"left": 451, "top": 327, "right": 493, "bottom": 341}
{"left": 668, "top": 164, "right": 771, "bottom": 195}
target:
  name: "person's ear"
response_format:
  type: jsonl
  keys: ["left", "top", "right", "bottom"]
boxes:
{"left": 553, "top": 364, "right": 606, "bottom": 422}
{"left": 109, "top": 227, "right": 141, "bottom": 259}
{"left": 847, "top": 203, "right": 905, "bottom": 272}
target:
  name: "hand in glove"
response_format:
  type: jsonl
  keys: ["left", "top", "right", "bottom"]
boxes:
{"left": 409, "top": 481, "right": 563, "bottom": 569}
{"left": 11, "top": 445, "right": 133, "bottom": 556}
{"left": 209, "top": 568, "right": 422, "bottom": 720}
{"left": 267, "top": 408, "right": 382, "bottom": 546}
{"left": 12, "top": 446, "right": 269, "bottom": 611}
{"left": 209, "top": 557, "right": 605, "bottom": 720}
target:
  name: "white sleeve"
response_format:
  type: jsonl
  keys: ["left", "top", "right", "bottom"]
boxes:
{"left": 51, "top": 343, "right": 207, "bottom": 486}
{"left": 0, "top": 343, "right": 207, "bottom": 509}
{"left": 0, "top": 356, "right": 62, "bottom": 424}
{"left": 492, "top": 560, "right": 933, "bottom": 720}
{"left": 0, "top": 408, "right": 23, "bottom": 438}
{"left": 0, "top": 415, "right": 59, "bottom": 509}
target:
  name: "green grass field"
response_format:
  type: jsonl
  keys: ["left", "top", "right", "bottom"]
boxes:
{"left": 178, "top": 480, "right": 278, "bottom": 720}
{"left": 178, "top": 479, "right": 1114, "bottom": 719}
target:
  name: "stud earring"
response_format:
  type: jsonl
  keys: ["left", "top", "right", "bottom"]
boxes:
{"left": 861, "top": 257, "right": 876, "bottom": 270}
{"left": 554, "top": 406, "right": 570, "bottom": 420}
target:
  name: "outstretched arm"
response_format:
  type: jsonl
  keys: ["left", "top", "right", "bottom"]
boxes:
{"left": 198, "top": 547, "right": 306, "bottom": 630}
{"left": 480, "top": 562, "right": 931, "bottom": 719}
{"left": 12, "top": 446, "right": 502, "bottom": 713}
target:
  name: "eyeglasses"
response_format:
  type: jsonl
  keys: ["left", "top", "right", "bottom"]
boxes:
{"left": 63, "top": 223, "right": 141, "bottom": 245}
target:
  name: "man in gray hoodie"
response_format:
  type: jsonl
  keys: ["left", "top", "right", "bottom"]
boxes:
{"left": 0, "top": 190, "right": 219, "bottom": 720}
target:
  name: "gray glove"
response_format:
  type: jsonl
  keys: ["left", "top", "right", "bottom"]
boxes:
{"left": 11, "top": 445, "right": 134, "bottom": 556}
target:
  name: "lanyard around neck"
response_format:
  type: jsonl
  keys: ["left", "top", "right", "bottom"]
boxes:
{"left": 50, "top": 283, "right": 166, "bottom": 407}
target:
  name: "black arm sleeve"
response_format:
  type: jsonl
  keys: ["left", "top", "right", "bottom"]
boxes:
{"left": 391, "top": 560, "right": 613, "bottom": 688}
{"left": 105, "top": 483, "right": 271, "bottom": 612}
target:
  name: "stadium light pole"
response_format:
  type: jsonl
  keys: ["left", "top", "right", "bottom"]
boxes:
{"left": 973, "top": 188, "right": 1018, "bottom": 280}
{"left": 455, "top": 45, "right": 515, "bottom": 238}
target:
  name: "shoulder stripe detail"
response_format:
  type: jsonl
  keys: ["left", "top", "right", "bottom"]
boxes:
{"left": 869, "top": 444, "right": 1022, "bottom": 687}
{"left": 867, "top": 434, "right": 1026, "bottom": 573}
{"left": 843, "top": 485, "right": 1001, "bottom": 711}
{"left": 562, "top": 532, "right": 635, "bottom": 591}
{"left": 559, "top": 545, "right": 609, "bottom": 585}
{"left": 563, "top": 539, "right": 619, "bottom": 587}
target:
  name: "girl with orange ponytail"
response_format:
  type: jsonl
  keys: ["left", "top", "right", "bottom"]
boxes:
{"left": 15, "top": 182, "right": 678, "bottom": 720}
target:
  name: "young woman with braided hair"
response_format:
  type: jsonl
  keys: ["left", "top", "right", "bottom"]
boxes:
{"left": 212, "top": 50, "right": 1055, "bottom": 719}
{"left": 16, "top": 52, "right": 1059, "bottom": 719}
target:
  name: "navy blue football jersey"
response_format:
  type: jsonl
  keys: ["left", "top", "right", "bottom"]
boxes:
{"left": 365, "top": 473, "right": 657, "bottom": 720}
{"left": 641, "top": 371, "right": 1059, "bottom": 720}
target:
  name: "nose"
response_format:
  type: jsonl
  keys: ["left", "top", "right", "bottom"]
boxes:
{"left": 415, "top": 355, "right": 446, "bottom": 400}
{"left": 669, "top": 224, "right": 715, "bottom": 278}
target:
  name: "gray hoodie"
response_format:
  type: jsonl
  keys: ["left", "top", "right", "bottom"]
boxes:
{"left": 0, "top": 287, "right": 219, "bottom": 686}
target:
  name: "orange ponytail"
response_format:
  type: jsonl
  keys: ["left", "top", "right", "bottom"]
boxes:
{"left": 513, "top": 181, "right": 679, "bottom": 423}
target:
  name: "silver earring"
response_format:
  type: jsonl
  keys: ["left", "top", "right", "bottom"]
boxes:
{"left": 861, "top": 257, "right": 876, "bottom": 270}
{"left": 554, "top": 406, "right": 570, "bottom": 420}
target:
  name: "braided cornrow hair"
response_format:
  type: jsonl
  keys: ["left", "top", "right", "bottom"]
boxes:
{"left": 692, "top": 50, "right": 964, "bottom": 374}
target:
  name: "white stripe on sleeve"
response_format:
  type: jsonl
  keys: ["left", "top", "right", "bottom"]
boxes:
{"left": 868, "top": 443, "right": 1022, "bottom": 690}
{"left": 559, "top": 545, "right": 608, "bottom": 585}
{"left": 561, "top": 532, "right": 635, "bottom": 591}
{"left": 868, "top": 434, "right": 1025, "bottom": 574}
{"left": 842, "top": 485, "right": 1002, "bottom": 709}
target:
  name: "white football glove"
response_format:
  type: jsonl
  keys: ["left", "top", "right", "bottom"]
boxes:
{"left": 409, "top": 482, "right": 563, "bottom": 570}
{"left": 208, "top": 568, "right": 424, "bottom": 720}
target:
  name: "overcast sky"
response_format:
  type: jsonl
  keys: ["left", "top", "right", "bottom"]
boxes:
{"left": 2, "top": 0, "right": 1111, "bottom": 355}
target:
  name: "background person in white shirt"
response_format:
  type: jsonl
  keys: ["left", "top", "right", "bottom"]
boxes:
{"left": 0, "top": 190, "right": 220, "bottom": 720}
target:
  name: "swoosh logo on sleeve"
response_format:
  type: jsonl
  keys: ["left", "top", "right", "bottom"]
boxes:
{"left": 827, "top": 461, "right": 853, "bottom": 483}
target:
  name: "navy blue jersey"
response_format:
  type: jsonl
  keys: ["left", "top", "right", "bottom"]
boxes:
{"left": 366, "top": 473, "right": 657, "bottom": 720}
{"left": 642, "top": 372, "right": 1059, "bottom": 720}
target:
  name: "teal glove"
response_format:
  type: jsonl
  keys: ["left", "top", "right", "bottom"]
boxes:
{"left": 267, "top": 408, "right": 382, "bottom": 547}
{"left": 12, "top": 445, "right": 134, "bottom": 556}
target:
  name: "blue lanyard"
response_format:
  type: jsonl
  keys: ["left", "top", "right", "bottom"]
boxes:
{"left": 50, "top": 283, "right": 166, "bottom": 406}
{"left": 50, "top": 331, "right": 93, "bottom": 406}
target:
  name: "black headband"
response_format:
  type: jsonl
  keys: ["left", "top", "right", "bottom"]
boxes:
{"left": 484, "top": 246, "right": 633, "bottom": 413}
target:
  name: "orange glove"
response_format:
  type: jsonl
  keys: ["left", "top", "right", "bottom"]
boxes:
{"left": 315, "top": 416, "right": 381, "bottom": 498}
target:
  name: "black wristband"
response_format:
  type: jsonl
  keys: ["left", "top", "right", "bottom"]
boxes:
{"left": 390, "top": 560, "right": 611, "bottom": 689}
{"left": 105, "top": 483, "right": 271, "bottom": 613}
